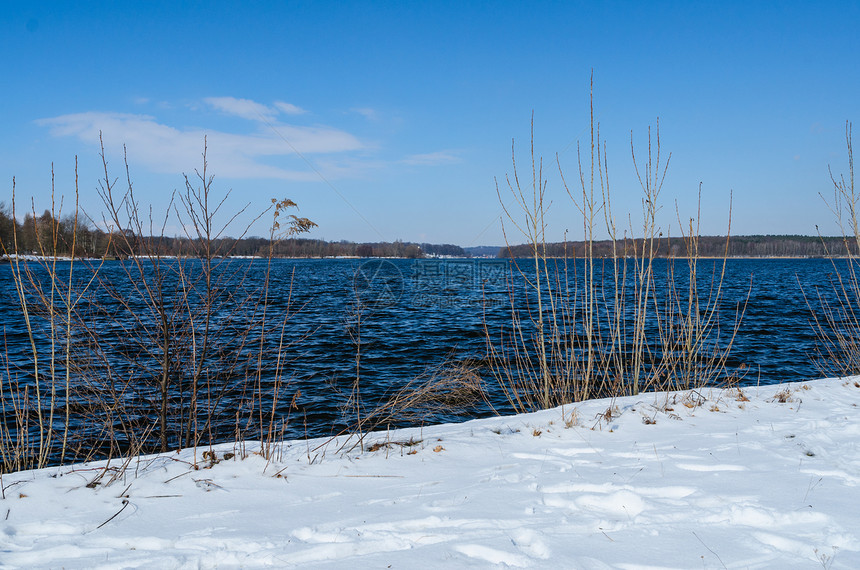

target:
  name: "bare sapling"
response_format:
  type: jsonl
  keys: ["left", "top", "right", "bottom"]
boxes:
{"left": 252, "top": 197, "right": 316, "bottom": 461}
{"left": 807, "top": 121, "right": 860, "bottom": 376}
{"left": 659, "top": 187, "right": 745, "bottom": 392}
{"left": 627, "top": 123, "right": 667, "bottom": 395}
{"left": 344, "top": 296, "right": 365, "bottom": 451}
{"left": 485, "top": 80, "right": 742, "bottom": 414}
{"left": 1, "top": 162, "right": 91, "bottom": 471}
{"left": 1, "top": 137, "right": 320, "bottom": 473}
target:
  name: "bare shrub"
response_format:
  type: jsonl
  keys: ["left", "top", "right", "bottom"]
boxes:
{"left": 807, "top": 122, "right": 860, "bottom": 378}
{"left": 485, "top": 78, "right": 743, "bottom": 414}
{"left": 1, "top": 137, "right": 315, "bottom": 472}
{"left": 1, "top": 165, "right": 90, "bottom": 471}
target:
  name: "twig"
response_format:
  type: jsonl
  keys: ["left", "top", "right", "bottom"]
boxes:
{"left": 164, "top": 470, "right": 194, "bottom": 484}
{"left": 692, "top": 531, "right": 727, "bottom": 569}
{"left": 96, "top": 499, "right": 129, "bottom": 529}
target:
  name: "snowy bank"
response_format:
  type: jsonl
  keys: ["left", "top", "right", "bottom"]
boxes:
{"left": 1, "top": 378, "right": 859, "bottom": 569}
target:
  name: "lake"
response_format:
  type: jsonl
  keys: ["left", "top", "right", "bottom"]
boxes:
{"left": 0, "top": 257, "right": 851, "bottom": 464}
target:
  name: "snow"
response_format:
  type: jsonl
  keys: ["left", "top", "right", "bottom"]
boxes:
{"left": 1, "top": 254, "right": 77, "bottom": 262}
{"left": 1, "top": 378, "right": 859, "bottom": 569}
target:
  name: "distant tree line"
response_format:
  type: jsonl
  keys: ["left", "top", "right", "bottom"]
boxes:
{"left": 0, "top": 204, "right": 114, "bottom": 257}
{"left": 499, "top": 235, "right": 860, "bottom": 259}
{"left": 0, "top": 204, "right": 468, "bottom": 259}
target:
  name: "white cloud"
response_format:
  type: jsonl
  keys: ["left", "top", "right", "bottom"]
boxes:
{"left": 204, "top": 97, "right": 278, "bottom": 122}
{"left": 36, "top": 111, "right": 365, "bottom": 180}
{"left": 401, "top": 150, "right": 461, "bottom": 166}
{"left": 274, "top": 101, "right": 307, "bottom": 115}
{"left": 204, "top": 97, "right": 308, "bottom": 122}
{"left": 351, "top": 107, "right": 379, "bottom": 121}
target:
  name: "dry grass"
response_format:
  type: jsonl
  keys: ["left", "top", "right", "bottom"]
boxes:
{"left": 772, "top": 388, "right": 794, "bottom": 404}
{"left": 342, "top": 357, "right": 486, "bottom": 447}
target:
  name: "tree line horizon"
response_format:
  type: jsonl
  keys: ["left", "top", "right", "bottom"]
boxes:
{"left": 0, "top": 203, "right": 855, "bottom": 259}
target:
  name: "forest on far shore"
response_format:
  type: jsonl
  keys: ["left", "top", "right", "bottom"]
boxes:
{"left": 2, "top": 204, "right": 856, "bottom": 259}
{"left": 0, "top": 204, "right": 467, "bottom": 258}
{"left": 500, "top": 235, "right": 859, "bottom": 259}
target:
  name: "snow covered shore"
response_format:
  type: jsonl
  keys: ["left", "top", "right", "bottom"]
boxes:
{"left": 1, "top": 378, "right": 859, "bottom": 569}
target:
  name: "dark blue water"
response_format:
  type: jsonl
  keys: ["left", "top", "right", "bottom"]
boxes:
{"left": 0, "top": 257, "right": 850, "bottom": 463}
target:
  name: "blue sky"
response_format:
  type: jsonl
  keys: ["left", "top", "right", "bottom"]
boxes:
{"left": 1, "top": 1, "right": 858, "bottom": 246}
